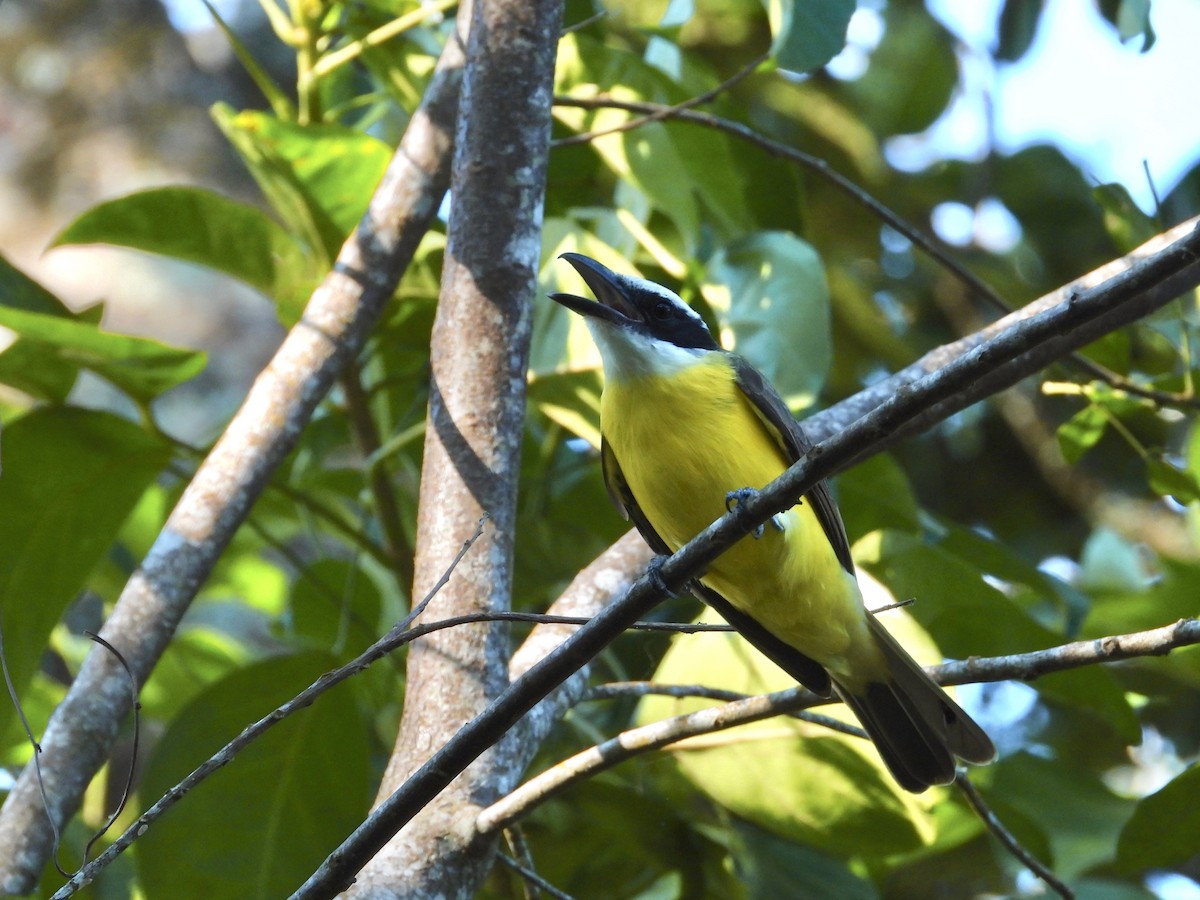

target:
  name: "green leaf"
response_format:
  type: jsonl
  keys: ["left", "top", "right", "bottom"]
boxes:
{"left": 0, "top": 334, "right": 80, "bottom": 403}
{"left": 0, "top": 306, "right": 206, "bottom": 402}
{"left": 1146, "top": 456, "right": 1200, "bottom": 504}
{"left": 1057, "top": 403, "right": 1108, "bottom": 464}
{"left": 858, "top": 531, "right": 1140, "bottom": 742}
{"left": 201, "top": 0, "right": 295, "bottom": 119}
{"left": 137, "top": 652, "right": 373, "bottom": 900}
{"left": 1099, "top": 0, "right": 1156, "bottom": 51}
{"left": 988, "top": 752, "right": 1135, "bottom": 879}
{"left": 1114, "top": 765, "right": 1200, "bottom": 874}
{"left": 1093, "top": 183, "right": 1158, "bottom": 254}
{"left": 836, "top": 454, "right": 921, "bottom": 542}
{"left": 702, "top": 232, "right": 832, "bottom": 410}
{"left": 212, "top": 104, "right": 392, "bottom": 264}
{"left": 731, "top": 819, "right": 879, "bottom": 899}
{"left": 0, "top": 250, "right": 74, "bottom": 316}
{"left": 638, "top": 608, "right": 935, "bottom": 857}
{"left": 997, "top": 0, "right": 1045, "bottom": 62}
{"left": 846, "top": 3, "right": 958, "bottom": 136}
{"left": 764, "top": 0, "right": 855, "bottom": 73}
{"left": 0, "top": 409, "right": 170, "bottom": 735}
{"left": 53, "top": 187, "right": 315, "bottom": 325}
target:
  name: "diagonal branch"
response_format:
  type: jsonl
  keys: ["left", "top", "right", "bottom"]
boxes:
{"left": 0, "top": 21, "right": 467, "bottom": 895}
{"left": 293, "top": 216, "right": 1200, "bottom": 899}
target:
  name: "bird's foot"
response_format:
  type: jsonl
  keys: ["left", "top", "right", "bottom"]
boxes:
{"left": 645, "top": 555, "right": 679, "bottom": 598}
{"left": 724, "top": 487, "right": 784, "bottom": 539}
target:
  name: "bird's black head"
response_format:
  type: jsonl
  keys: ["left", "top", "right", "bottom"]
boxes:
{"left": 549, "top": 252, "right": 719, "bottom": 352}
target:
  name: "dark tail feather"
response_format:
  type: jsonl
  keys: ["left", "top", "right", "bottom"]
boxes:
{"left": 835, "top": 616, "right": 996, "bottom": 793}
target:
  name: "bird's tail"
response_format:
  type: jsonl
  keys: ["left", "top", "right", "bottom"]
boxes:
{"left": 833, "top": 615, "right": 996, "bottom": 793}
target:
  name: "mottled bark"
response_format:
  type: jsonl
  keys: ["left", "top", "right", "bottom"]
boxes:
{"left": 346, "top": 0, "right": 562, "bottom": 896}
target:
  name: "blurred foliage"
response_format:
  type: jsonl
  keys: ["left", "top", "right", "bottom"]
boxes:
{"left": 0, "top": 0, "right": 1197, "bottom": 897}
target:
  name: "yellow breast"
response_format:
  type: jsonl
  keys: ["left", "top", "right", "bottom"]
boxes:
{"left": 601, "top": 356, "right": 865, "bottom": 668}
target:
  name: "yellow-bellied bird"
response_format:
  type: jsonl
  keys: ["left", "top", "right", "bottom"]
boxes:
{"left": 550, "top": 253, "right": 995, "bottom": 792}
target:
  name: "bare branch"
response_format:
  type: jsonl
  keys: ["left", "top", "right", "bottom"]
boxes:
{"left": 955, "top": 773, "right": 1074, "bottom": 900}
{"left": 476, "top": 617, "right": 1199, "bottom": 835}
{"left": 0, "top": 23, "right": 467, "bottom": 894}
{"left": 552, "top": 52, "right": 769, "bottom": 149}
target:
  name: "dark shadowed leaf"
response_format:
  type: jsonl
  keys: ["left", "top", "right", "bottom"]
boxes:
{"left": 137, "top": 651, "right": 373, "bottom": 900}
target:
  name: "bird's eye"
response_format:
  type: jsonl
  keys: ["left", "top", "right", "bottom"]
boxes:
{"left": 652, "top": 300, "right": 673, "bottom": 321}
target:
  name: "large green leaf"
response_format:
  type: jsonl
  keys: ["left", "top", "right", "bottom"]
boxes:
{"left": 857, "top": 531, "right": 1140, "bottom": 742}
{"left": 0, "top": 306, "right": 206, "bottom": 403}
{"left": 702, "top": 231, "right": 832, "bottom": 410}
{"left": 1114, "top": 764, "right": 1200, "bottom": 874}
{"left": 764, "top": 0, "right": 855, "bottom": 73}
{"left": 212, "top": 104, "right": 392, "bottom": 264}
{"left": 986, "top": 752, "right": 1135, "bottom": 880}
{"left": 0, "top": 409, "right": 170, "bottom": 734}
{"left": 638, "top": 608, "right": 936, "bottom": 857}
{"left": 53, "top": 187, "right": 314, "bottom": 325}
{"left": 137, "top": 651, "right": 373, "bottom": 899}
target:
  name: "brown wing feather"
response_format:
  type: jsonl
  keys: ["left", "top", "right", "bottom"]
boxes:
{"left": 730, "top": 356, "right": 855, "bottom": 574}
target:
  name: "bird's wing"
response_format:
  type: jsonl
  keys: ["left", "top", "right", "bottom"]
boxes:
{"left": 730, "top": 356, "right": 855, "bottom": 575}
{"left": 601, "top": 437, "right": 833, "bottom": 696}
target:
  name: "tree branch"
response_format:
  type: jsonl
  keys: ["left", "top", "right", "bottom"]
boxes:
{"left": 0, "top": 22, "right": 466, "bottom": 896}
{"left": 291, "top": 218, "right": 1200, "bottom": 899}
{"left": 347, "top": 0, "right": 563, "bottom": 895}
{"left": 475, "top": 617, "right": 1199, "bottom": 834}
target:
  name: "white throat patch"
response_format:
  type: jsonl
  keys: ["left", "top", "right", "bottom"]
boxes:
{"left": 586, "top": 319, "right": 708, "bottom": 383}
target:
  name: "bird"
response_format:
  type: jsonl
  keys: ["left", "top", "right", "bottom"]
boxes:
{"left": 549, "top": 252, "right": 995, "bottom": 793}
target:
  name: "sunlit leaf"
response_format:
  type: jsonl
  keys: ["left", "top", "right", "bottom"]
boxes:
{"left": 638, "top": 607, "right": 936, "bottom": 857}
{"left": 1057, "top": 403, "right": 1108, "bottom": 464}
{"left": 53, "top": 187, "right": 315, "bottom": 325}
{"left": 764, "top": 0, "right": 855, "bottom": 73}
{"left": 1147, "top": 456, "right": 1200, "bottom": 504}
{"left": 0, "top": 306, "right": 206, "bottom": 402}
{"left": 703, "top": 231, "right": 832, "bottom": 410}
{"left": 1093, "top": 183, "right": 1158, "bottom": 254}
{"left": 212, "top": 104, "right": 391, "bottom": 264}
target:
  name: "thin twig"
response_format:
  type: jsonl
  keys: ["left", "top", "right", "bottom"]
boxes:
{"left": 50, "top": 517, "right": 488, "bottom": 899}
{"left": 0, "top": 616, "right": 66, "bottom": 876}
{"left": 496, "top": 853, "right": 578, "bottom": 900}
{"left": 956, "top": 772, "right": 1074, "bottom": 899}
{"left": 476, "top": 617, "right": 1200, "bottom": 835}
{"left": 552, "top": 52, "right": 769, "bottom": 149}
{"left": 337, "top": 364, "right": 414, "bottom": 588}
{"left": 79, "top": 633, "right": 140, "bottom": 865}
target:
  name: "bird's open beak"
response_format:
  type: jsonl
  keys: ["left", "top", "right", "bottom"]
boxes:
{"left": 549, "top": 253, "right": 641, "bottom": 326}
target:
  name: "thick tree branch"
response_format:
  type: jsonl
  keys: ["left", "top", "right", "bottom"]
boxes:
{"left": 348, "top": 0, "right": 562, "bottom": 896}
{"left": 293, "top": 219, "right": 1200, "bottom": 899}
{"left": 0, "top": 24, "right": 465, "bottom": 897}
{"left": 475, "top": 617, "right": 1199, "bottom": 834}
